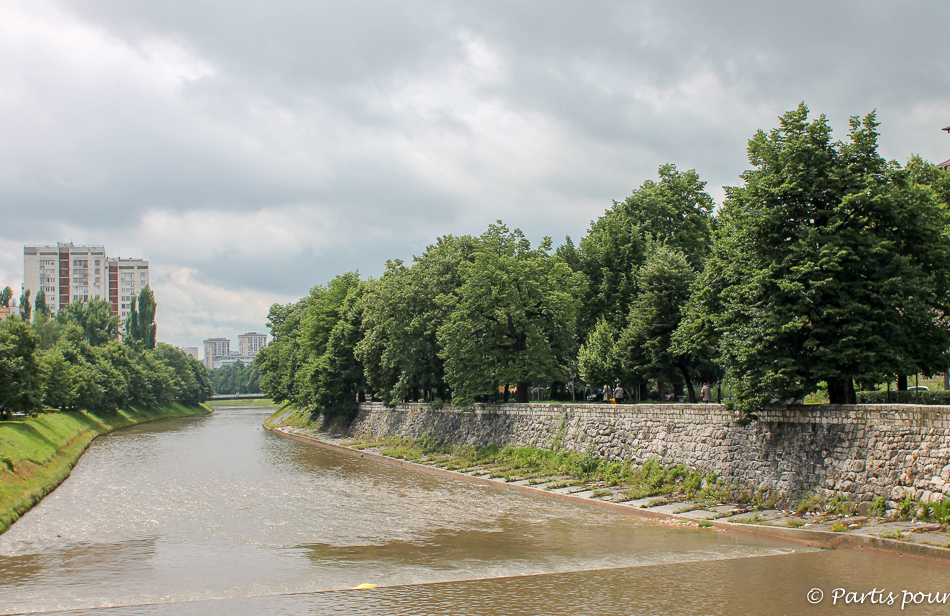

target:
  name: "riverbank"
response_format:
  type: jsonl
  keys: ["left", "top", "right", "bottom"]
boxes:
{"left": 265, "top": 407, "right": 950, "bottom": 563}
{"left": 0, "top": 403, "right": 212, "bottom": 534}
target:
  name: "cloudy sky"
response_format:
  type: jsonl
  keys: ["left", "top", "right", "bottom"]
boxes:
{"left": 0, "top": 1, "right": 947, "bottom": 351}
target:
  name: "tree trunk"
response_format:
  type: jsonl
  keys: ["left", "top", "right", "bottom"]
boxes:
{"left": 516, "top": 381, "right": 529, "bottom": 403}
{"left": 827, "top": 378, "right": 856, "bottom": 404}
{"left": 897, "top": 376, "right": 908, "bottom": 391}
{"left": 678, "top": 365, "right": 697, "bottom": 403}
{"left": 357, "top": 389, "right": 366, "bottom": 403}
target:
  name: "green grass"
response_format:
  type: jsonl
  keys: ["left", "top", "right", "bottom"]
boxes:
{"left": 0, "top": 403, "right": 211, "bottom": 535}
{"left": 338, "top": 433, "right": 740, "bottom": 505}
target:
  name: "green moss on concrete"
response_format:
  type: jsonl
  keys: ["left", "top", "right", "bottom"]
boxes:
{"left": 0, "top": 403, "right": 212, "bottom": 535}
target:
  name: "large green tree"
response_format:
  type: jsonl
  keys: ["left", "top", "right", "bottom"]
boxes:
{"left": 571, "top": 164, "right": 716, "bottom": 338}
{"left": 309, "top": 286, "right": 367, "bottom": 421}
{"left": 256, "top": 299, "right": 308, "bottom": 404}
{"left": 438, "top": 223, "right": 585, "bottom": 405}
{"left": 695, "top": 104, "right": 950, "bottom": 413}
{"left": 126, "top": 287, "right": 157, "bottom": 349}
{"left": 56, "top": 298, "right": 119, "bottom": 346}
{"left": 618, "top": 244, "right": 705, "bottom": 402}
{"left": 34, "top": 289, "right": 50, "bottom": 319}
{"left": 356, "top": 235, "right": 477, "bottom": 405}
{"left": 19, "top": 289, "right": 31, "bottom": 322}
{"left": 0, "top": 318, "right": 44, "bottom": 411}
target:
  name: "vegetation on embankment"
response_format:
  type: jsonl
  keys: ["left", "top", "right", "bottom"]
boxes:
{"left": 0, "top": 403, "right": 211, "bottom": 535}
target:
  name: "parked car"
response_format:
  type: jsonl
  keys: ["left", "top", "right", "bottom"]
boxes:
{"left": 907, "top": 386, "right": 930, "bottom": 391}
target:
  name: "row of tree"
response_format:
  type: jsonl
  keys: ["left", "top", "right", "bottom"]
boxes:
{"left": 256, "top": 104, "right": 950, "bottom": 419}
{"left": 0, "top": 288, "right": 212, "bottom": 412}
{"left": 208, "top": 360, "right": 261, "bottom": 395}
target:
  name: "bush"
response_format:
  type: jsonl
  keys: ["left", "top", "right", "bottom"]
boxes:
{"left": 856, "top": 390, "right": 950, "bottom": 405}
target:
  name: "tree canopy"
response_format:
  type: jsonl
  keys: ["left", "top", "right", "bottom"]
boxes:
{"left": 693, "top": 104, "right": 950, "bottom": 413}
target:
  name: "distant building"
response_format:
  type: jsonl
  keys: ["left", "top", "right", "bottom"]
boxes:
{"left": 203, "top": 338, "right": 230, "bottom": 370}
{"left": 107, "top": 257, "right": 150, "bottom": 319}
{"left": 180, "top": 346, "right": 199, "bottom": 360}
{"left": 22, "top": 243, "right": 149, "bottom": 319}
{"left": 238, "top": 332, "right": 267, "bottom": 358}
{"left": 0, "top": 304, "right": 20, "bottom": 323}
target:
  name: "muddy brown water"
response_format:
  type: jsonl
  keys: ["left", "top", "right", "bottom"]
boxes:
{"left": 1, "top": 406, "right": 948, "bottom": 615}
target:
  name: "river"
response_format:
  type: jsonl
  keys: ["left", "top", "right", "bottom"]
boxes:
{"left": 0, "top": 406, "right": 947, "bottom": 615}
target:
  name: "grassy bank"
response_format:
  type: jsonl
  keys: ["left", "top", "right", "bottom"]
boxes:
{"left": 0, "top": 403, "right": 212, "bottom": 535}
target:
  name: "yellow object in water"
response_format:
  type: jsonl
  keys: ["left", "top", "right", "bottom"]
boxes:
{"left": 352, "top": 583, "right": 378, "bottom": 589}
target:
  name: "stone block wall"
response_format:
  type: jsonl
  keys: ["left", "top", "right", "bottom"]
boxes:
{"left": 348, "top": 402, "right": 950, "bottom": 504}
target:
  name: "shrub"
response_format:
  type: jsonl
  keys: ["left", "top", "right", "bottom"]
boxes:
{"left": 856, "top": 390, "right": 950, "bottom": 405}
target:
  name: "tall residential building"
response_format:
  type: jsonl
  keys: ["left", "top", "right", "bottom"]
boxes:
{"left": 180, "top": 346, "right": 199, "bottom": 360}
{"left": 23, "top": 243, "right": 149, "bottom": 319}
{"left": 203, "top": 338, "right": 230, "bottom": 370}
{"left": 107, "top": 257, "right": 150, "bottom": 319}
{"left": 23, "top": 243, "right": 108, "bottom": 315}
{"left": 238, "top": 332, "right": 267, "bottom": 358}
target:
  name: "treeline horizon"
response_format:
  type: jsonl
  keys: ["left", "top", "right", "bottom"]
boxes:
{"left": 0, "top": 287, "right": 213, "bottom": 413}
{"left": 255, "top": 103, "right": 950, "bottom": 420}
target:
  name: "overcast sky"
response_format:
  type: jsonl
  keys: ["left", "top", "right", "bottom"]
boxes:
{"left": 1, "top": 1, "right": 947, "bottom": 351}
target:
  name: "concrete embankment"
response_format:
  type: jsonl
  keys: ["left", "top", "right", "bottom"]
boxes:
{"left": 0, "top": 403, "right": 212, "bottom": 534}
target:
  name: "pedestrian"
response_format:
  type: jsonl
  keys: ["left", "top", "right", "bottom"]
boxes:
{"left": 603, "top": 385, "right": 610, "bottom": 402}
{"left": 701, "top": 382, "right": 712, "bottom": 403}
{"left": 613, "top": 384, "right": 626, "bottom": 403}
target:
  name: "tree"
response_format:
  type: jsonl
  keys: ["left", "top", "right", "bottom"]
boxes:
{"left": 0, "top": 287, "right": 12, "bottom": 308}
{"left": 56, "top": 298, "right": 119, "bottom": 346}
{"left": 19, "top": 289, "right": 31, "bottom": 322}
{"left": 296, "top": 273, "right": 361, "bottom": 406}
{"left": 40, "top": 347, "right": 85, "bottom": 411}
{"left": 571, "top": 164, "right": 716, "bottom": 338}
{"left": 577, "top": 317, "right": 623, "bottom": 392}
{"left": 356, "top": 235, "right": 477, "bottom": 405}
{"left": 256, "top": 300, "right": 308, "bottom": 404}
{"left": 34, "top": 289, "right": 50, "bottom": 319}
{"left": 126, "top": 287, "right": 157, "bottom": 349}
{"left": 310, "top": 286, "right": 367, "bottom": 421}
{"left": 437, "top": 223, "right": 586, "bottom": 405}
{"left": 0, "top": 317, "right": 44, "bottom": 411}
{"left": 618, "top": 244, "right": 703, "bottom": 402}
{"left": 698, "top": 104, "right": 950, "bottom": 414}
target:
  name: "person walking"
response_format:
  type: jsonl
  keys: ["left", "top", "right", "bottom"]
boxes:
{"left": 613, "top": 384, "right": 626, "bottom": 403}
{"left": 701, "top": 383, "right": 712, "bottom": 403}
{"left": 603, "top": 385, "right": 610, "bottom": 402}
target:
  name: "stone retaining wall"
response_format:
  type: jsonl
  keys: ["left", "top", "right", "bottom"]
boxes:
{"left": 348, "top": 402, "right": 950, "bottom": 505}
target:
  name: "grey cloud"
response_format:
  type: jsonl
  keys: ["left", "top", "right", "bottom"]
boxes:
{"left": 1, "top": 0, "right": 948, "bottom": 346}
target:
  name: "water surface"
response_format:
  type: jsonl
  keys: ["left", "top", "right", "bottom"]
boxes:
{"left": 0, "top": 407, "right": 946, "bottom": 615}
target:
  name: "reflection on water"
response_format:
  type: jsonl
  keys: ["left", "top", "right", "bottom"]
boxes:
{"left": 0, "top": 407, "right": 947, "bottom": 615}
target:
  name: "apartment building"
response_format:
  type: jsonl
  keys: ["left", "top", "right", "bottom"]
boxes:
{"left": 203, "top": 338, "right": 231, "bottom": 370}
{"left": 23, "top": 243, "right": 108, "bottom": 315}
{"left": 108, "top": 257, "right": 150, "bottom": 319}
{"left": 23, "top": 243, "right": 150, "bottom": 319}
{"left": 238, "top": 332, "right": 267, "bottom": 358}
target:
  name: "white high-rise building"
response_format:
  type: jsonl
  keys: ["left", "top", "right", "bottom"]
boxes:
{"left": 23, "top": 243, "right": 149, "bottom": 320}
{"left": 203, "top": 338, "right": 230, "bottom": 370}
{"left": 23, "top": 243, "right": 108, "bottom": 315}
{"left": 238, "top": 332, "right": 267, "bottom": 358}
